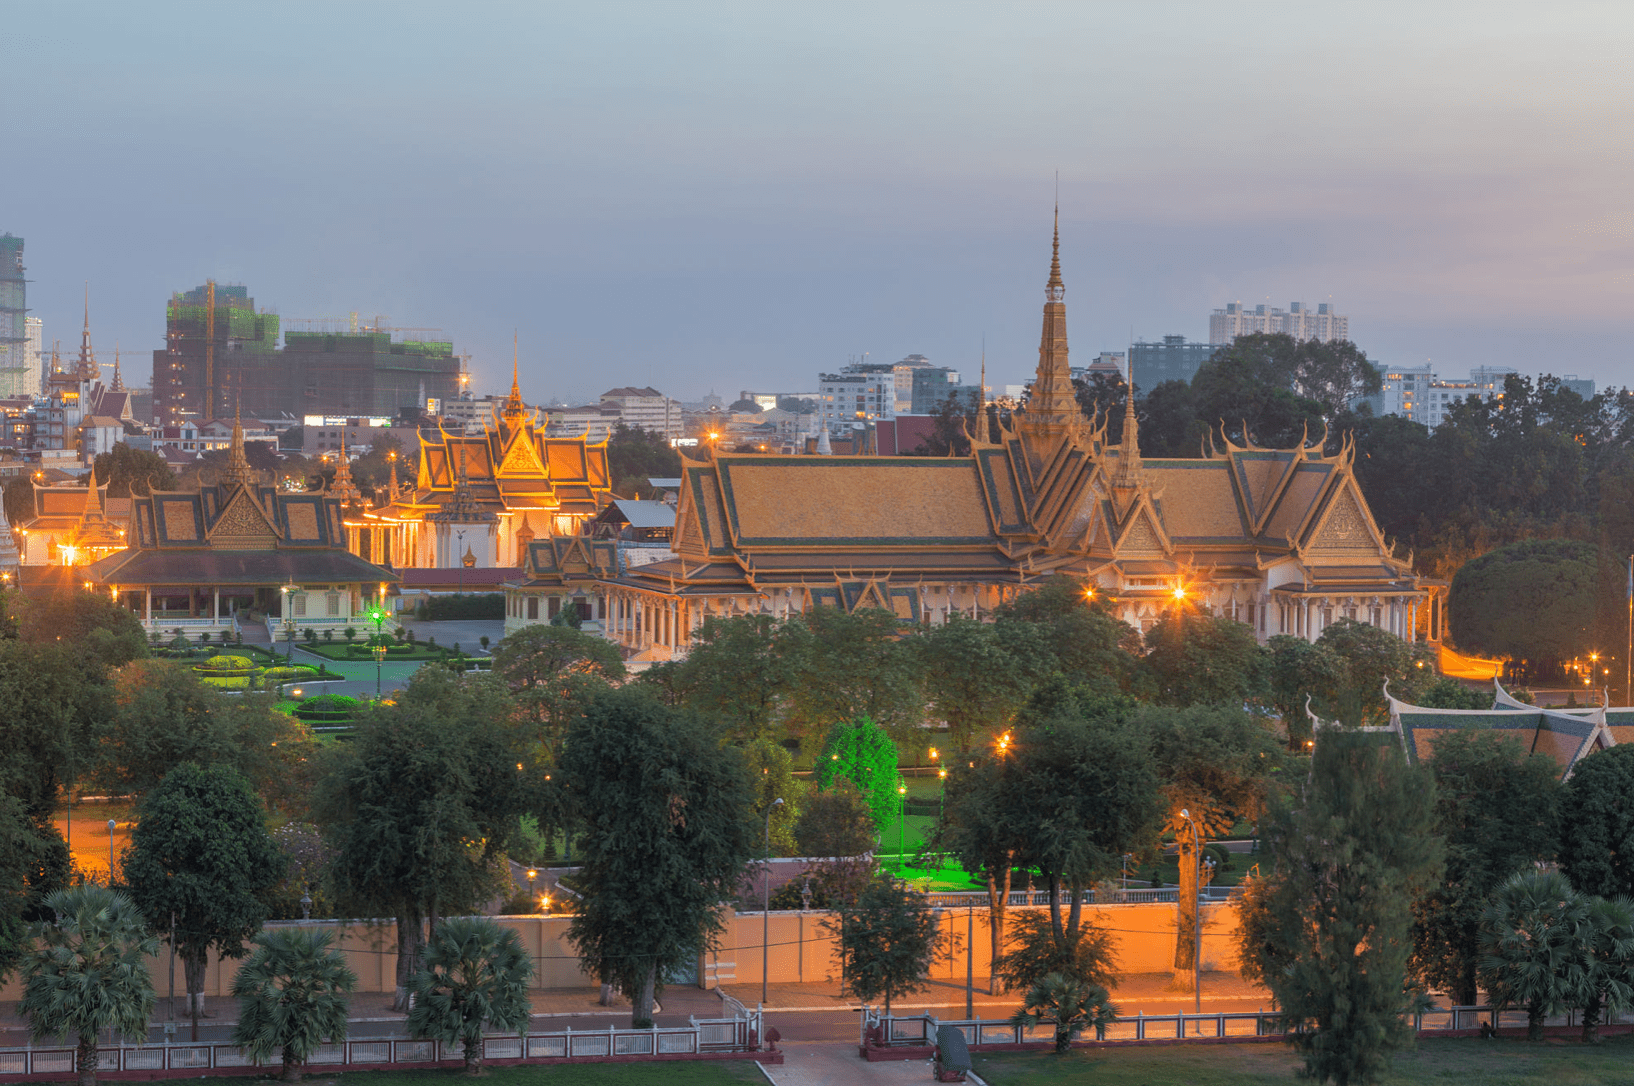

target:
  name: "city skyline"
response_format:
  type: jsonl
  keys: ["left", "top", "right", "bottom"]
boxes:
{"left": 7, "top": 2, "right": 1629, "bottom": 406}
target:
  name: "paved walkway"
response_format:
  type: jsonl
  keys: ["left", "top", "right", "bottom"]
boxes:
{"left": 760, "top": 1043, "right": 949, "bottom": 1086}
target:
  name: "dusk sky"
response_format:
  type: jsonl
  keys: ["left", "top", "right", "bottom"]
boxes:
{"left": 9, "top": 2, "right": 1630, "bottom": 405}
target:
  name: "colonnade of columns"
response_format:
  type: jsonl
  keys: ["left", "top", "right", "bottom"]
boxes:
{"left": 1272, "top": 594, "right": 1431, "bottom": 642}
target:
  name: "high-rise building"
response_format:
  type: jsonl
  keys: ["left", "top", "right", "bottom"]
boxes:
{"left": 1209, "top": 301, "right": 1349, "bottom": 345}
{"left": 1128, "top": 335, "right": 1219, "bottom": 395}
{"left": 152, "top": 283, "right": 280, "bottom": 423}
{"left": 151, "top": 285, "right": 462, "bottom": 423}
{"left": 24, "top": 317, "right": 42, "bottom": 395}
{"left": 0, "top": 236, "right": 29, "bottom": 398}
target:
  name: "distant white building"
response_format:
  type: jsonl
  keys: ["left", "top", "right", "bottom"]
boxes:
{"left": 1210, "top": 301, "right": 1349, "bottom": 345}
{"left": 1369, "top": 364, "right": 1520, "bottom": 427}
{"left": 818, "top": 364, "right": 897, "bottom": 434}
{"left": 599, "top": 386, "right": 683, "bottom": 439}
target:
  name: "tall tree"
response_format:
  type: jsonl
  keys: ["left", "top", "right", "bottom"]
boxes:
{"left": 405, "top": 917, "right": 533, "bottom": 1074}
{"left": 1000, "top": 715, "right": 1164, "bottom": 989}
{"left": 92, "top": 659, "right": 242, "bottom": 800}
{"left": 933, "top": 755, "right": 1022, "bottom": 990}
{"left": 916, "top": 616, "right": 1040, "bottom": 752}
{"left": 90, "top": 442, "right": 177, "bottom": 497}
{"left": 1313, "top": 618, "right": 1435, "bottom": 728}
{"left": 812, "top": 717, "right": 903, "bottom": 837}
{"left": 1264, "top": 635, "right": 1342, "bottom": 748}
{"left": 561, "top": 687, "right": 756, "bottom": 1026}
{"left": 1146, "top": 705, "right": 1287, "bottom": 982}
{"left": 1447, "top": 539, "right": 1598, "bottom": 671}
{"left": 991, "top": 576, "right": 1140, "bottom": 693}
{"left": 122, "top": 763, "right": 285, "bottom": 1035}
{"left": 826, "top": 874, "right": 949, "bottom": 1014}
{"left": 1137, "top": 608, "right": 1266, "bottom": 708}
{"left": 20, "top": 886, "right": 158, "bottom": 1086}
{"left": 1558, "top": 744, "right": 1634, "bottom": 900}
{"left": 778, "top": 607, "right": 923, "bottom": 745}
{"left": 1238, "top": 729, "right": 1443, "bottom": 1086}
{"left": 1410, "top": 730, "right": 1561, "bottom": 1005}
{"left": 742, "top": 736, "right": 800, "bottom": 856}
{"left": 647, "top": 614, "right": 787, "bottom": 743}
{"left": 230, "top": 928, "right": 358, "bottom": 1082}
{"left": 605, "top": 422, "right": 682, "bottom": 496}
{"left": 1479, "top": 870, "right": 1588, "bottom": 1042}
{"left": 316, "top": 669, "right": 535, "bottom": 1010}
{"left": 1571, "top": 894, "right": 1634, "bottom": 1044}
{"left": 0, "top": 793, "right": 71, "bottom": 984}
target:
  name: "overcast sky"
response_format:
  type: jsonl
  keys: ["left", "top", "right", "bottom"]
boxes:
{"left": 9, "top": 2, "right": 1630, "bottom": 405}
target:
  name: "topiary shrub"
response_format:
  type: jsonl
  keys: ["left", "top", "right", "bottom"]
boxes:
{"left": 193, "top": 655, "right": 258, "bottom": 677}
{"left": 304, "top": 628, "right": 317, "bottom": 643}
{"left": 293, "top": 693, "right": 364, "bottom": 725}
{"left": 343, "top": 626, "right": 356, "bottom": 642}
{"left": 322, "top": 629, "right": 334, "bottom": 642}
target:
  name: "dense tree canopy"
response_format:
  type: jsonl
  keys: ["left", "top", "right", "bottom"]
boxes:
{"left": 1558, "top": 745, "right": 1634, "bottom": 901}
{"left": 316, "top": 669, "right": 536, "bottom": 1009}
{"left": 605, "top": 423, "right": 682, "bottom": 497}
{"left": 1447, "top": 539, "right": 1598, "bottom": 666}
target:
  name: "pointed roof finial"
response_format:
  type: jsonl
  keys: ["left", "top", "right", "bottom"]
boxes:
{"left": 223, "top": 396, "right": 254, "bottom": 489}
{"left": 501, "top": 332, "right": 527, "bottom": 425}
{"left": 111, "top": 344, "right": 124, "bottom": 391}
{"left": 77, "top": 283, "right": 97, "bottom": 381}
{"left": 1047, "top": 204, "right": 1064, "bottom": 301}
{"left": 815, "top": 425, "right": 832, "bottom": 456}
{"left": 84, "top": 465, "right": 104, "bottom": 519}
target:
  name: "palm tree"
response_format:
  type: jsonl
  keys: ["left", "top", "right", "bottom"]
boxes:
{"left": 1480, "top": 869, "right": 1588, "bottom": 1041}
{"left": 405, "top": 917, "right": 533, "bottom": 1074}
{"left": 230, "top": 928, "right": 359, "bottom": 1081}
{"left": 1009, "top": 971, "right": 1118, "bottom": 1053}
{"left": 20, "top": 886, "right": 159, "bottom": 1086}
{"left": 1571, "top": 895, "right": 1634, "bottom": 1044}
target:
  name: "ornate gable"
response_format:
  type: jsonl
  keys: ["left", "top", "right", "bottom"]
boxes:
{"left": 207, "top": 487, "right": 282, "bottom": 549}
{"left": 499, "top": 429, "right": 547, "bottom": 478}
{"left": 1112, "top": 501, "right": 1170, "bottom": 558}
{"left": 1305, "top": 480, "right": 1383, "bottom": 558}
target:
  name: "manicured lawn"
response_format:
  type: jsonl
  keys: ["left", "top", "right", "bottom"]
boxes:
{"left": 132, "top": 1061, "right": 764, "bottom": 1086}
{"left": 975, "top": 1035, "right": 1634, "bottom": 1085}
{"left": 296, "top": 640, "right": 456, "bottom": 662}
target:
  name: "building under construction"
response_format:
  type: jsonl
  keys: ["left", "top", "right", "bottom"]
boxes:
{"left": 151, "top": 284, "right": 461, "bottom": 423}
{"left": 0, "top": 236, "right": 33, "bottom": 398}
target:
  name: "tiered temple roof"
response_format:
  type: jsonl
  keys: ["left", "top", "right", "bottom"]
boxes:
{"left": 1382, "top": 680, "right": 1627, "bottom": 777}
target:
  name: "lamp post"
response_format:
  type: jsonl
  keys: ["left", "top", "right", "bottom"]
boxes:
{"left": 280, "top": 580, "right": 297, "bottom": 663}
{"left": 456, "top": 530, "right": 467, "bottom": 594}
{"left": 965, "top": 900, "right": 975, "bottom": 1019}
{"left": 300, "top": 891, "right": 312, "bottom": 922}
{"left": 763, "top": 798, "right": 784, "bottom": 1006}
{"left": 526, "top": 868, "right": 537, "bottom": 909}
{"left": 372, "top": 644, "right": 387, "bottom": 697}
{"left": 1178, "top": 808, "right": 1201, "bottom": 1017}
{"left": 897, "top": 784, "right": 908, "bottom": 873}
{"left": 107, "top": 819, "right": 116, "bottom": 882}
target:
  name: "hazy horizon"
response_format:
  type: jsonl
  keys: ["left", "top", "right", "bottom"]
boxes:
{"left": 8, "top": 2, "right": 1630, "bottom": 406}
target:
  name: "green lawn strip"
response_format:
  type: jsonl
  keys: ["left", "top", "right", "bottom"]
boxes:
{"left": 974, "top": 1036, "right": 1634, "bottom": 1086}
{"left": 296, "top": 641, "right": 452, "bottom": 662}
{"left": 126, "top": 1060, "right": 764, "bottom": 1086}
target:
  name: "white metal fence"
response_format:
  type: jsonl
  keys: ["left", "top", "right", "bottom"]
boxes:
{"left": 861, "top": 1004, "right": 1552, "bottom": 1050}
{"left": 0, "top": 1014, "right": 763, "bottom": 1077}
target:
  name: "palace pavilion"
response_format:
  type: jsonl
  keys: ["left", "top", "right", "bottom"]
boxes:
{"left": 497, "top": 215, "right": 1435, "bottom": 658}
{"left": 84, "top": 418, "right": 396, "bottom": 637}
{"left": 347, "top": 369, "right": 613, "bottom": 570}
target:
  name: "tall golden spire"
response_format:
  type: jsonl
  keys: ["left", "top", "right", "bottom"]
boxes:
{"left": 1115, "top": 381, "right": 1142, "bottom": 489}
{"left": 223, "top": 398, "right": 254, "bottom": 489}
{"left": 76, "top": 283, "right": 98, "bottom": 381}
{"left": 501, "top": 332, "right": 527, "bottom": 427}
{"left": 111, "top": 344, "right": 124, "bottom": 391}
{"left": 83, "top": 465, "right": 105, "bottom": 521}
{"left": 327, "top": 428, "right": 361, "bottom": 501}
{"left": 1023, "top": 205, "right": 1077, "bottom": 429}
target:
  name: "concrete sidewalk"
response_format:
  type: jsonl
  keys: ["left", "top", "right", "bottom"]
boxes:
{"left": 760, "top": 1042, "right": 945, "bottom": 1086}
{"left": 726, "top": 971, "right": 1272, "bottom": 1016}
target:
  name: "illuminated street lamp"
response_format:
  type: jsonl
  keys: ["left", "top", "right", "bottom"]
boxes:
{"left": 373, "top": 644, "right": 387, "bottom": 697}
{"left": 762, "top": 797, "right": 784, "bottom": 1004}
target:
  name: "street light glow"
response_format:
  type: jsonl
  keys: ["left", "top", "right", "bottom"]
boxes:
{"left": 1172, "top": 584, "right": 1186, "bottom": 600}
